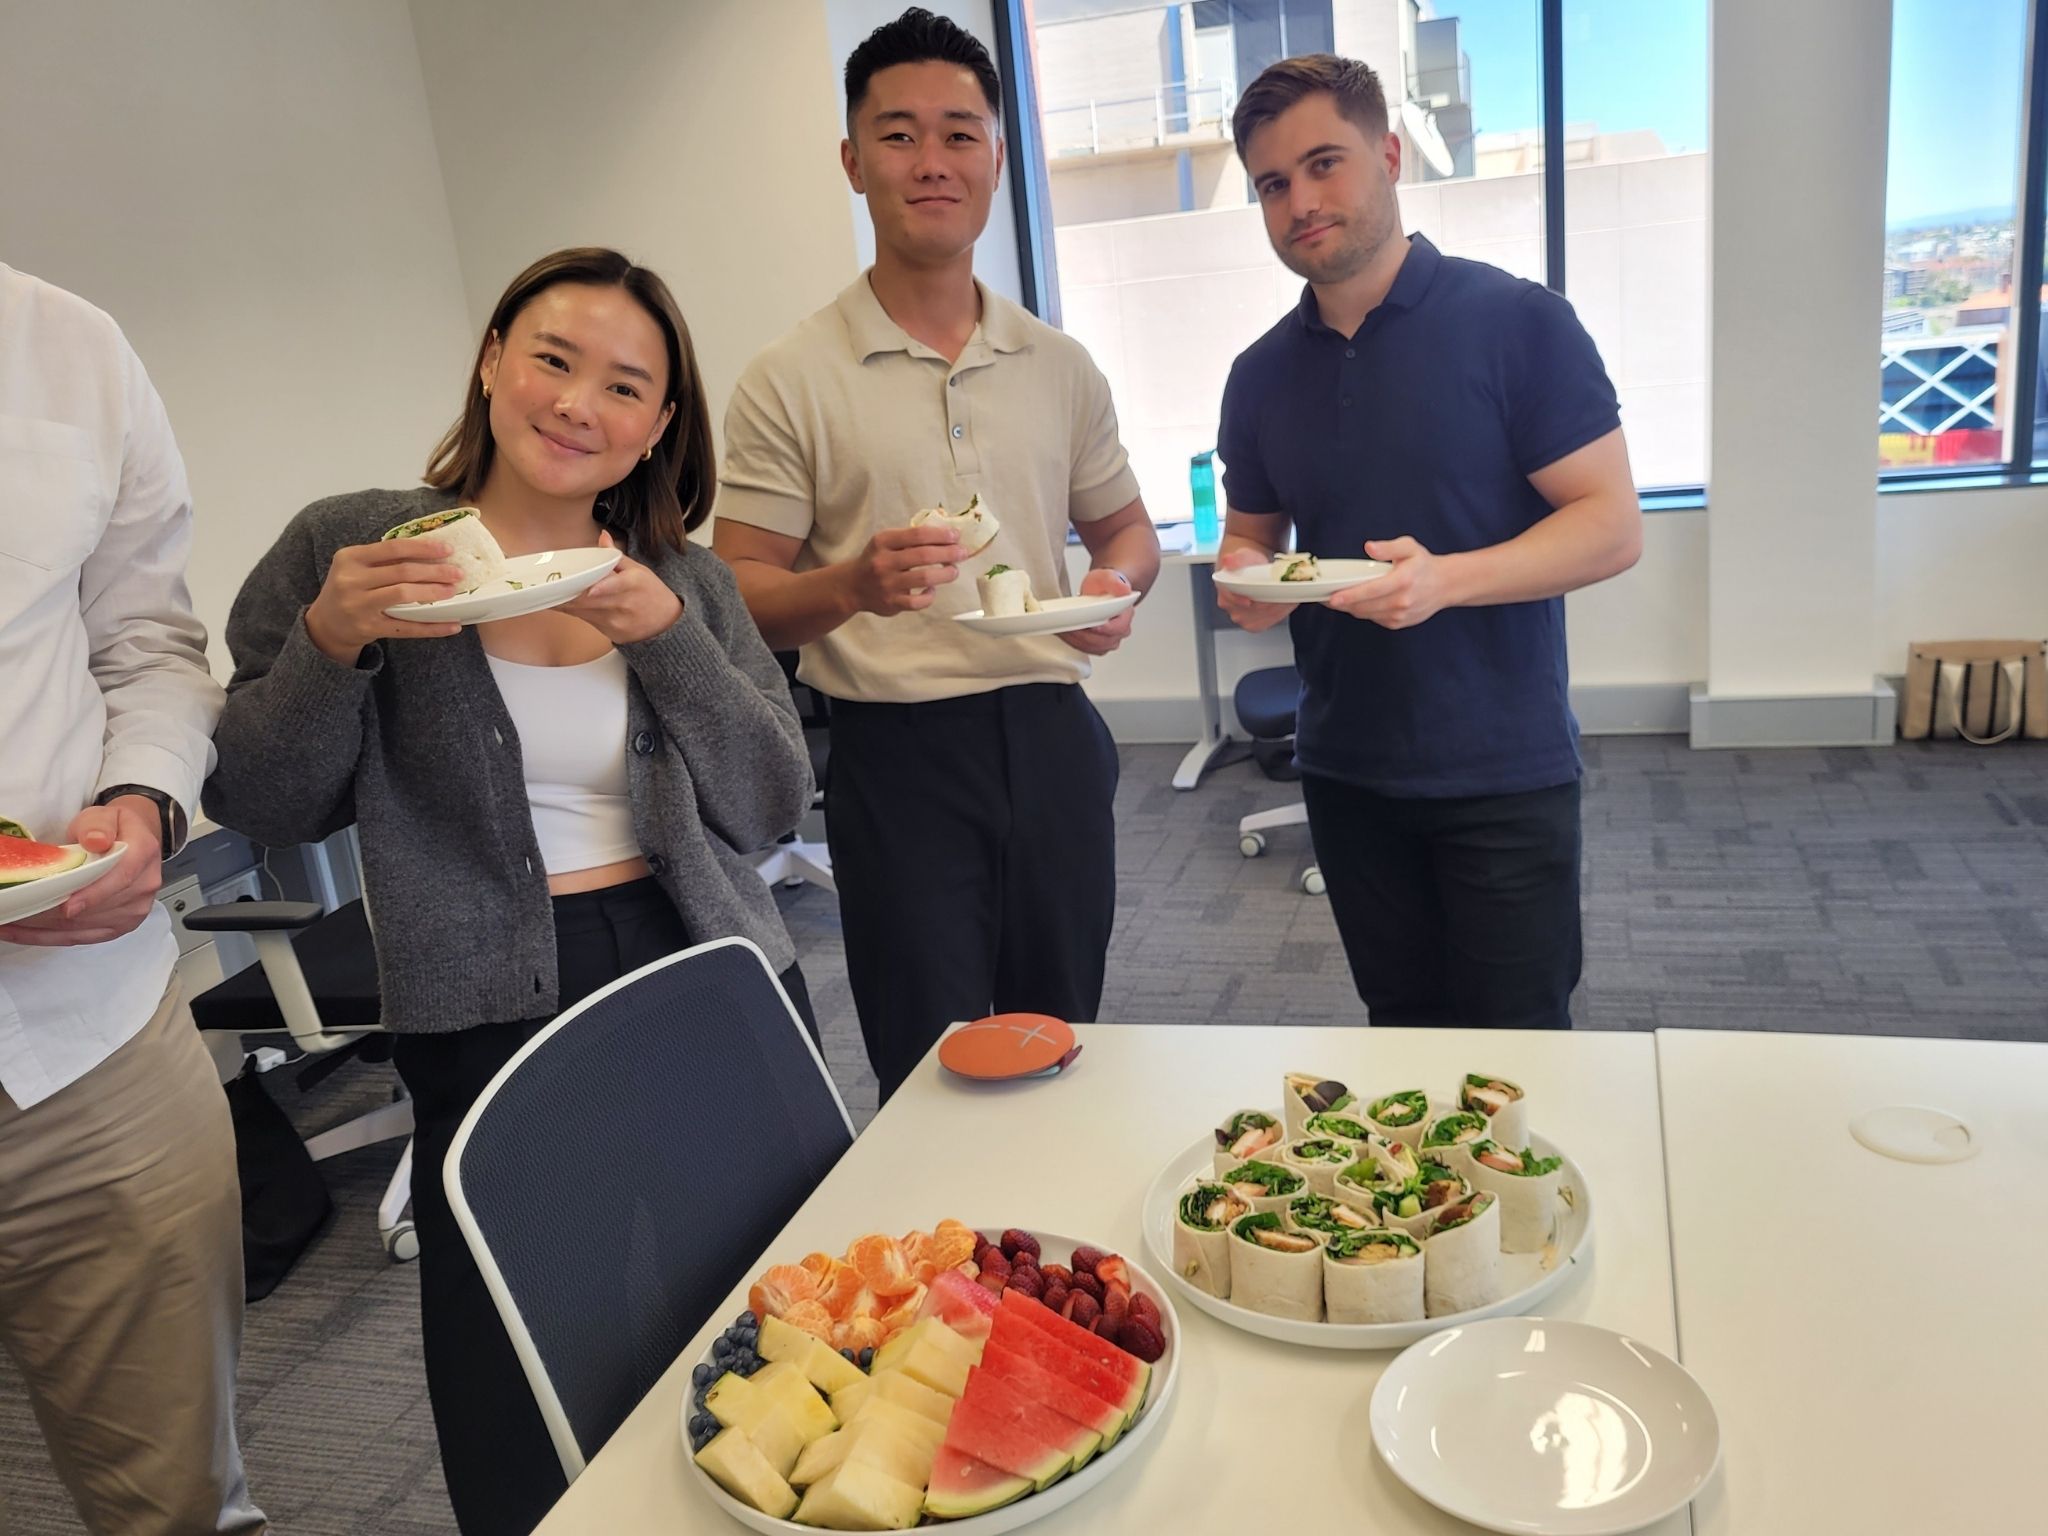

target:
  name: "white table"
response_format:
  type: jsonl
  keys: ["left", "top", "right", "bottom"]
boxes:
{"left": 536, "top": 1025, "right": 1690, "bottom": 1535}
{"left": 1657, "top": 1029, "right": 2046, "bottom": 1534}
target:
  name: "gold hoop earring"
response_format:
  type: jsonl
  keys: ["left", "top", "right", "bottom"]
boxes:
{"left": 482, "top": 385, "right": 491, "bottom": 399}
{"left": 642, "top": 447, "right": 653, "bottom": 462}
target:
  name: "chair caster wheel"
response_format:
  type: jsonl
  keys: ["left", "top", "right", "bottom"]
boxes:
{"left": 1302, "top": 867, "right": 1326, "bottom": 896}
{"left": 1239, "top": 833, "right": 1267, "bottom": 858}
{"left": 384, "top": 1222, "right": 420, "bottom": 1263}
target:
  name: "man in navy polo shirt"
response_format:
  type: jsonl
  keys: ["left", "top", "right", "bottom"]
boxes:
{"left": 1215, "top": 55, "right": 1643, "bottom": 1030}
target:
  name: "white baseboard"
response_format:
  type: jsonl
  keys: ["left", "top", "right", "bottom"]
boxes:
{"left": 1687, "top": 676, "right": 1899, "bottom": 748}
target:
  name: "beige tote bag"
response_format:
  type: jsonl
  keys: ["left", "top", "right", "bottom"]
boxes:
{"left": 1900, "top": 640, "right": 2048, "bottom": 743}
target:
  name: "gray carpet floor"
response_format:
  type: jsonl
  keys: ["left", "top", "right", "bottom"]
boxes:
{"left": 4, "top": 735, "right": 2045, "bottom": 1532}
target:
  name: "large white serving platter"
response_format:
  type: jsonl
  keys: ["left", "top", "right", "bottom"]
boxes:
{"left": 687, "top": 1227, "right": 1180, "bottom": 1535}
{"left": 1142, "top": 1124, "right": 1591, "bottom": 1349}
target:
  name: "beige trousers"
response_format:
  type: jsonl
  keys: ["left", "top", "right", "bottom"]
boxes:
{"left": 0, "top": 980, "right": 267, "bottom": 1535}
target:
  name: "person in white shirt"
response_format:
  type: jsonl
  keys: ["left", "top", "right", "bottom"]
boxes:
{"left": 0, "top": 264, "right": 266, "bottom": 1535}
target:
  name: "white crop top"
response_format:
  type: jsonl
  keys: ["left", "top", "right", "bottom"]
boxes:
{"left": 484, "top": 650, "right": 643, "bottom": 875}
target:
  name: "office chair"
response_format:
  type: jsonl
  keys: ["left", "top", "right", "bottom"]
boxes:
{"left": 1233, "top": 665, "right": 1325, "bottom": 896}
{"left": 753, "top": 652, "right": 835, "bottom": 894}
{"left": 444, "top": 936, "right": 855, "bottom": 1481}
{"left": 184, "top": 887, "right": 418, "bottom": 1262}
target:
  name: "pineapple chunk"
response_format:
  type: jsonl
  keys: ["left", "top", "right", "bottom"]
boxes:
{"left": 886, "top": 1332, "right": 970, "bottom": 1399}
{"left": 695, "top": 1426, "right": 798, "bottom": 1519}
{"left": 873, "top": 1318, "right": 978, "bottom": 1373}
{"left": 866, "top": 1368, "right": 954, "bottom": 1427}
{"left": 762, "top": 1315, "right": 868, "bottom": 1395}
{"left": 704, "top": 1371, "right": 768, "bottom": 1431}
{"left": 847, "top": 1397, "right": 945, "bottom": 1450}
{"left": 793, "top": 1459, "right": 923, "bottom": 1531}
{"left": 748, "top": 1405, "right": 809, "bottom": 1481}
{"left": 789, "top": 1413, "right": 936, "bottom": 1490}
{"left": 829, "top": 1377, "right": 873, "bottom": 1425}
{"left": 749, "top": 1366, "right": 837, "bottom": 1446}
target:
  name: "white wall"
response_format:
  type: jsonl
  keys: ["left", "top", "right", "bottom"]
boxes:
{"left": 0, "top": 0, "right": 474, "bottom": 670}
{"left": 1876, "top": 487, "right": 2048, "bottom": 670}
{"left": 408, "top": 0, "right": 862, "bottom": 461}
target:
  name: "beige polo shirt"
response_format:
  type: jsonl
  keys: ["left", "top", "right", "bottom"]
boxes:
{"left": 718, "top": 271, "right": 1140, "bottom": 704}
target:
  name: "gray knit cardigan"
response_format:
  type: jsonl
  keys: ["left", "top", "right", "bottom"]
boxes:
{"left": 204, "top": 487, "right": 813, "bottom": 1032}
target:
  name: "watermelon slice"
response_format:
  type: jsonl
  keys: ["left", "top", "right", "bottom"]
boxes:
{"left": 995, "top": 1292, "right": 1151, "bottom": 1415}
{"left": 987, "top": 1307, "right": 1147, "bottom": 1429}
{"left": 917, "top": 1267, "right": 998, "bottom": 1341}
{"left": 0, "top": 822, "right": 86, "bottom": 889}
{"left": 922, "top": 1444, "right": 1031, "bottom": 1521}
{"left": 978, "top": 1339, "right": 1129, "bottom": 1449}
{"left": 941, "top": 1370, "right": 1098, "bottom": 1490}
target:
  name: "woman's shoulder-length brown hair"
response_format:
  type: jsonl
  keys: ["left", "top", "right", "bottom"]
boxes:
{"left": 423, "top": 247, "right": 713, "bottom": 555}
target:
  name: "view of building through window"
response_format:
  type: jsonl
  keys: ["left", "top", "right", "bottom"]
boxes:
{"left": 1880, "top": 0, "right": 2030, "bottom": 473}
{"left": 1018, "top": 0, "right": 1708, "bottom": 521}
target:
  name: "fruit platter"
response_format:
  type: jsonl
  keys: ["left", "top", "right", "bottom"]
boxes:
{"left": 1141, "top": 1070, "right": 1592, "bottom": 1349}
{"left": 686, "top": 1222, "right": 1179, "bottom": 1532}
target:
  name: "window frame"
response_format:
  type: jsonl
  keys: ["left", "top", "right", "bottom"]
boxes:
{"left": 989, "top": 0, "right": 2048, "bottom": 505}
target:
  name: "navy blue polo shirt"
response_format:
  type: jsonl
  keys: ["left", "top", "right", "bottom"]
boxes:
{"left": 1217, "top": 234, "right": 1620, "bottom": 799}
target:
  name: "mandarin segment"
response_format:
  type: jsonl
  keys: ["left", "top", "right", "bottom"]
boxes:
{"left": 780, "top": 1299, "right": 834, "bottom": 1341}
{"left": 848, "top": 1233, "right": 918, "bottom": 1297}
{"left": 746, "top": 1262, "right": 818, "bottom": 1321}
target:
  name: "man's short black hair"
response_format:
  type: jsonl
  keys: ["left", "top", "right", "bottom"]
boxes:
{"left": 844, "top": 7, "right": 1003, "bottom": 123}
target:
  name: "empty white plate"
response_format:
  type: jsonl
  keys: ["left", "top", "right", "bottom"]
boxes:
{"left": 0, "top": 844, "right": 128, "bottom": 928}
{"left": 385, "top": 547, "right": 622, "bottom": 626}
{"left": 954, "top": 591, "right": 1139, "bottom": 637}
{"left": 1371, "top": 1318, "right": 1720, "bottom": 1536}
{"left": 1212, "top": 557, "right": 1391, "bottom": 603}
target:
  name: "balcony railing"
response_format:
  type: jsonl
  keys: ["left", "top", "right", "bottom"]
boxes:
{"left": 1042, "top": 77, "right": 1235, "bottom": 159}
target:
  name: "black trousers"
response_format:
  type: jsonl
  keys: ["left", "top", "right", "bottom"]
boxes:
{"left": 1300, "top": 773, "right": 1582, "bottom": 1030}
{"left": 825, "top": 683, "right": 1119, "bottom": 1102}
{"left": 392, "top": 879, "right": 817, "bottom": 1536}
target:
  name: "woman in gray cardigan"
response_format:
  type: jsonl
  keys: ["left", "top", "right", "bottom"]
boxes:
{"left": 205, "top": 248, "right": 815, "bottom": 1535}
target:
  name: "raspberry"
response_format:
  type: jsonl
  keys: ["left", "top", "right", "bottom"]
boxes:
{"left": 1100, "top": 1283, "right": 1130, "bottom": 1329}
{"left": 1070, "top": 1245, "right": 1108, "bottom": 1277}
{"left": 1000, "top": 1229, "right": 1042, "bottom": 1263}
{"left": 1069, "top": 1272, "right": 1104, "bottom": 1303}
{"left": 1038, "top": 1264, "right": 1074, "bottom": 1289}
{"left": 1060, "top": 1291, "right": 1100, "bottom": 1329}
{"left": 1004, "top": 1268, "right": 1046, "bottom": 1300}
{"left": 1094, "top": 1255, "right": 1131, "bottom": 1290}
{"left": 1093, "top": 1314, "right": 1123, "bottom": 1341}
{"left": 1118, "top": 1317, "right": 1166, "bottom": 1362}
{"left": 1041, "top": 1282, "right": 1070, "bottom": 1314}
{"left": 1129, "top": 1292, "right": 1162, "bottom": 1329}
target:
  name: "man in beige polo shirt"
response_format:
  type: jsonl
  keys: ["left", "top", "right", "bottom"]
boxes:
{"left": 715, "top": 8, "right": 1160, "bottom": 1100}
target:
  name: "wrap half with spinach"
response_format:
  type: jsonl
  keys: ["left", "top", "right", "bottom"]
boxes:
{"left": 1226, "top": 1211, "right": 1323, "bottom": 1322}
{"left": 1460, "top": 1073, "right": 1528, "bottom": 1148}
{"left": 1213, "top": 1108, "right": 1284, "bottom": 1178}
{"left": 1222, "top": 1159, "right": 1305, "bottom": 1215}
{"left": 1282, "top": 1073, "right": 1354, "bottom": 1137}
{"left": 1280, "top": 1137, "right": 1353, "bottom": 1197}
{"left": 1420, "top": 1109, "right": 1492, "bottom": 1178}
{"left": 1301, "top": 1110, "right": 1373, "bottom": 1150}
{"left": 380, "top": 506, "right": 505, "bottom": 595}
{"left": 1174, "top": 1182, "right": 1250, "bottom": 1297}
{"left": 1465, "top": 1140, "right": 1562, "bottom": 1253}
{"left": 1283, "top": 1191, "right": 1377, "bottom": 1244}
{"left": 1365, "top": 1089, "right": 1431, "bottom": 1149}
{"left": 1323, "top": 1228, "right": 1424, "bottom": 1324}
{"left": 1423, "top": 1192, "right": 1503, "bottom": 1317}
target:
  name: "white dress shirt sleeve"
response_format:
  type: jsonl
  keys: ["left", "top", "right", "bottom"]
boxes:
{"left": 83, "top": 342, "right": 223, "bottom": 818}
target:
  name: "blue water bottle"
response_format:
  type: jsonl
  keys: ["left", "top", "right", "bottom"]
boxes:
{"left": 1189, "top": 450, "right": 1219, "bottom": 549}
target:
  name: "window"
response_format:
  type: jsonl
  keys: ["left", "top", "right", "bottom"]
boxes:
{"left": 997, "top": 0, "right": 1707, "bottom": 520}
{"left": 1879, "top": 0, "right": 2032, "bottom": 475}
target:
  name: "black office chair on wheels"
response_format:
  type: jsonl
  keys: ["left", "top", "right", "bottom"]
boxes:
{"left": 1232, "top": 665, "right": 1324, "bottom": 896}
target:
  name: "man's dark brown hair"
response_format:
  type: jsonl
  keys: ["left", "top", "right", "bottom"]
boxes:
{"left": 1231, "top": 54, "right": 1390, "bottom": 161}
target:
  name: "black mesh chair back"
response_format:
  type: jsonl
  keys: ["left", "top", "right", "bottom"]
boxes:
{"left": 444, "top": 937, "right": 854, "bottom": 1479}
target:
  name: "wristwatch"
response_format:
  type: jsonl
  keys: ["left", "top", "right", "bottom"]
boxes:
{"left": 95, "top": 784, "right": 187, "bottom": 858}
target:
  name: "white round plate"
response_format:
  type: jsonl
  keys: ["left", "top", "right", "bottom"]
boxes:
{"left": 953, "top": 591, "right": 1139, "bottom": 638}
{"left": 1212, "top": 557, "right": 1391, "bottom": 603}
{"left": 686, "top": 1227, "right": 1179, "bottom": 1536}
{"left": 1371, "top": 1318, "right": 1720, "bottom": 1535}
{"left": 1142, "top": 1122, "right": 1592, "bottom": 1349}
{"left": 0, "top": 844, "right": 127, "bottom": 927}
{"left": 385, "top": 547, "right": 621, "bottom": 625}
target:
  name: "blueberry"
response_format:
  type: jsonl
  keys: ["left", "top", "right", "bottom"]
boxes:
{"left": 738, "top": 1325, "right": 758, "bottom": 1345}
{"left": 712, "top": 1336, "right": 734, "bottom": 1361}
{"left": 692, "top": 1412, "right": 715, "bottom": 1439}
{"left": 735, "top": 1310, "right": 758, "bottom": 1330}
{"left": 840, "top": 1346, "right": 857, "bottom": 1363}
{"left": 858, "top": 1346, "right": 875, "bottom": 1370}
{"left": 692, "top": 1362, "right": 715, "bottom": 1388}
{"left": 735, "top": 1350, "right": 760, "bottom": 1375}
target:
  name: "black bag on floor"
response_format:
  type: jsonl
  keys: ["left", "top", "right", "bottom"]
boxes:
{"left": 225, "top": 1059, "right": 333, "bottom": 1301}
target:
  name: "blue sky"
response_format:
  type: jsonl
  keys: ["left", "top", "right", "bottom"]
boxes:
{"left": 1443, "top": 0, "right": 2024, "bottom": 228}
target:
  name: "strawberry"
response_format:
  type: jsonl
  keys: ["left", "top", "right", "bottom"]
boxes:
{"left": 1094, "top": 1255, "right": 1131, "bottom": 1290}
{"left": 1000, "top": 1229, "right": 1042, "bottom": 1263}
{"left": 1070, "top": 1245, "right": 1108, "bottom": 1277}
{"left": 1129, "top": 1292, "right": 1162, "bottom": 1329}
{"left": 1100, "top": 1282, "right": 1130, "bottom": 1329}
{"left": 977, "top": 1250, "right": 1012, "bottom": 1291}
{"left": 1041, "top": 1282, "right": 1070, "bottom": 1314}
{"left": 1118, "top": 1316, "right": 1166, "bottom": 1362}
{"left": 1004, "top": 1267, "right": 1046, "bottom": 1300}
{"left": 1069, "top": 1272, "right": 1104, "bottom": 1303}
{"left": 1093, "top": 1314, "right": 1123, "bottom": 1341}
{"left": 1038, "top": 1264, "right": 1073, "bottom": 1289}
{"left": 1060, "top": 1290, "right": 1100, "bottom": 1329}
